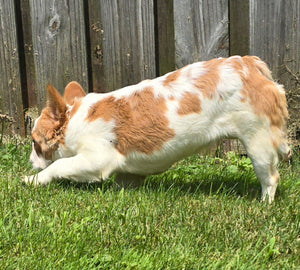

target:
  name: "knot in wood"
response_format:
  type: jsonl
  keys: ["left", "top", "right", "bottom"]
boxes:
{"left": 49, "top": 14, "right": 60, "bottom": 33}
{"left": 95, "top": 45, "right": 102, "bottom": 59}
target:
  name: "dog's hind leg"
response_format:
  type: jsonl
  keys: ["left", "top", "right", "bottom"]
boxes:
{"left": 241, "top": 129, "right": 280, "bottom": 203}
{"left": 252, "top": 157, "right": 280, "bottom": 204}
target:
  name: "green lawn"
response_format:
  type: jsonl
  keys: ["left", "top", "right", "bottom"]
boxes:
{"left": 0, "top": 138, "right": 299, "bottom": 269}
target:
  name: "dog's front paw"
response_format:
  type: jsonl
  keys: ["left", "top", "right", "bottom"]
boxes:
{"left": 23, "top": 175, "right": 39, "bottom": 186}
{"left": 23, "top": 173, "right": 49, "bottom": 186}
{"left": 23, "top": 170, "right": 53, "bottom": 186}
{"left": 23, "top": 175, "right": 43, "bottom": 186}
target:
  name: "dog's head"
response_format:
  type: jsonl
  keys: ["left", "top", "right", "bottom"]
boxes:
{"left": 30, "top": 82, "right": 86, "bottom": 170}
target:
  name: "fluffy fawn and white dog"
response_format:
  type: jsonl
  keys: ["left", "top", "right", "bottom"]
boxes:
{"left": 24, "top": 56, "right": 291, "bottom": 203}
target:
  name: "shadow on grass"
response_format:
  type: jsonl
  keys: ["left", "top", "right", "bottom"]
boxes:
{"left": 145, "top": 173, "right": 263, "bottom": 201}
{"left": 56, "top": 178, "right": 114, "bottom": 192}
{"left": 55, "top": 171, "right": 263, "bottom": 202}
{"left": 52, "top": 151, "right": 300, "bottom": 201}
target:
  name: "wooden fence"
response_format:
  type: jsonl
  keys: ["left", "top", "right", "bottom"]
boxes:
{"left": 0, "top": 0, "right": 299, "bottom": 144}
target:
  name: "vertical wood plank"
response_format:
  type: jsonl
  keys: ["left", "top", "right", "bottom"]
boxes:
{"left": 0, "top": 0, "right": 24, "bottom": 134}
{"left": 229, "top": 0, "right": 250, "bottom": 56}
{"left": 250, "top": 0, "right": 300, "bottom": 75}
{"left": 20, "top": 0, "right": 37, "bottom": 108}
{"left": 86, "top": 0, "right": 105, "bottom": 92}
{"left": 155, "top": 0, "right": 175, "bottom": 76}
{"left": 173, "top": 0, "right": 229, "bottom": 68}
{"left": 250, "top": 0, "right": 300, "bottom": 143}
{"left": 21, "top": 0, "right": 89, "bottom": 109}
{"left": 88, "top": 0, "right": 156, "bottom": 92}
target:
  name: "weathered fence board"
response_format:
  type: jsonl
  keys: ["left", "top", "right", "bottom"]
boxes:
{"left": 173, "top": 0, "right": 229, "bottom": 68}
{"left": 88, "top": 0, "right": 156, "bottom": 92}
{"left": 229, "top": 0, "right": 249, "bottom": 56}
{"left": 250, "top": 0, "right": 300, "bottom": 142}
{"left": 156, "top": 0, "right": 175, "bottom": 76}
{"left": 20, "top": 0, "right": 89, "bottom": 109}
{"left": 0, "top": 0, "right": 24, "bottom": 134}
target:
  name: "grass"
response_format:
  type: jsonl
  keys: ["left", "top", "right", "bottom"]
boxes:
{"left": 0, "top": 137, "right": 299, "bottom": 269}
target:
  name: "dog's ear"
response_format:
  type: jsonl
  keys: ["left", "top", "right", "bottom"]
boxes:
{"left": 63, "top": 81, "right": 86, "bottom": 106}
{"left": 47, "top": 84, "right": 67, "bottom": 120}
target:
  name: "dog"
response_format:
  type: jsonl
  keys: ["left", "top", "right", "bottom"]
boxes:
{"left": 24, "top": 55, "right": 291, "bottom": 203}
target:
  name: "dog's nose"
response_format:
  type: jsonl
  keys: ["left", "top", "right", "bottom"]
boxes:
{"left": 29, "top": 150, "right": 43, "bottom": 170}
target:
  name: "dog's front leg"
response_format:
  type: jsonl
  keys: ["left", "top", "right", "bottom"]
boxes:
{"left": 23, "top": 154, "right": 99, "bottom": 185}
